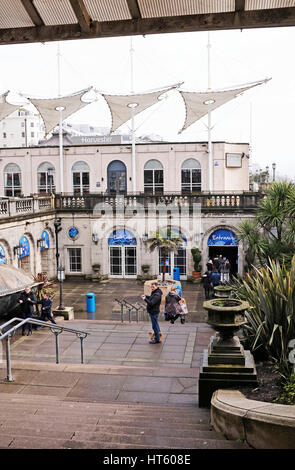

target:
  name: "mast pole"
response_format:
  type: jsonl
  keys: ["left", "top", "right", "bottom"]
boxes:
{"left": 57, "top": 42, "right": 64, "bottom": 194}
{"left": 207, "top": 32, "right": 213, "bottom": 193}
{"left": 130, "top": 37, "right": 136, "bottom": 195}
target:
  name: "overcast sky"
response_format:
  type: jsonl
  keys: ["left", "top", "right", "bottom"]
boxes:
{"left": 0, "top": 26, "right": 294, "bottom": 179}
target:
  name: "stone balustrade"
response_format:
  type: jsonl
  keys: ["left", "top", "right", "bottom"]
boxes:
{"left": 0, "top": 196, "right": 54, "bottom": 219}
{"left": 55, "top": 192, "right": 263, "bottom": 212}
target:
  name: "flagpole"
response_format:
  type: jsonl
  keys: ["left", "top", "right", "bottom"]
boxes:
{"left": 57, "top": 42, "right": 64, "bottom": 194}
{"left": 130, "top": 37, "right": 136, "bottom": 195}
{"left": 207, "top": 32, "right": 213, "bottom": 193}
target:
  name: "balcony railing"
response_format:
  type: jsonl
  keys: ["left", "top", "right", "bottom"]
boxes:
{"left": 55, "top": 192, "right": 263, "bottom": 212}
{"left": 0, "top": 195, "right": 54, "bottom": 220}
{"left": 0, "top": 192, "right": 263, "bottom": 221}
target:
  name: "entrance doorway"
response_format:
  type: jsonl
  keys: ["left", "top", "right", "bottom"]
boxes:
{"left": 207, "top": 228, "right": 239, "bottom": 275}
{"left": 208, "top": 246, "right": 238, "bottom": 275}
{"left": 158, "top": 248, "right": 187, "bottom": 279}
{"left": 108, "top": 229, "right": 137, "bottom": 278}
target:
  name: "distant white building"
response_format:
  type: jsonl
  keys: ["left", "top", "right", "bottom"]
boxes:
{"left": 0, "top": 107, "right": 45, "bottom": 148}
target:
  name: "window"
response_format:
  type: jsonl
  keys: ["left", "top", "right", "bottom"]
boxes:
{"left": 31, "top": 132, "right": 34, "bottom": 137}
{"left": 72, "top": 161, "right": 90, "bottom": 195}
{"left": 30, "top": 122, "right": 34, "bottom": 127}
{"left": 107, "top": 160, "right": 126, "bottom": 194}
{"left": 181, "top": 159, "right": 201, "bottom": 193}
{"left": 144, "top": 159, "right": 164, "bottom": 194}
{"left": 3, "top": 132, "right": 6, "bottom": 138}
{"left": 37, "top": 162, "right": 55, "bottom": 193}
{"left": 21, "top": 132, "right": 25, "bottom": 138}
{"left": 68, "top": 248, "right": 82, "bottom": 272}
{"left": 4, "top": 163, "right": 22, "bottom": 197}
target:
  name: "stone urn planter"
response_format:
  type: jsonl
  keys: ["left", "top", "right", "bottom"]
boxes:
{"left": 203, "top": 298, "right": 249, "bottom": 347}
{"left": 199, "top": 297, "right": 257, "bottom": 407}
{"left": 213, "top": 285, "right": 233, "bottom": 298}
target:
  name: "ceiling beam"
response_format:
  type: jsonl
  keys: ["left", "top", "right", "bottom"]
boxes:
{"left": 1, "top": 7, "right": 295, "bottom": 45}
{"left": 20, "top": 0, "right": 44, "bottom": 26}
{"left": 68, "top": 0, "right": 92, "bottom": 33}
{"left": 126, "top": 0, "right": 141, "bottom": 19}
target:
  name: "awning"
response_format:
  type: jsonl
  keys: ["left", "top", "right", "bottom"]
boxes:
{"left": 0, "top": 91, "right": 19, "bottom": 121}
{"left": 102, "top": 85, "right": 178, "bottom": 133}
{"left": 27, "top": 87, "right": 92, "bottom": 135}
{"left": 179, "top": 79, "right": 269, "bottom": 133}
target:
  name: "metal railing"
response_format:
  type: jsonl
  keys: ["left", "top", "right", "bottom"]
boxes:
{"left": 115, "top": 299, "right": 148, "bottom": 323}
{"left": 0, "top": 317, "right": 89, "bottom": 382}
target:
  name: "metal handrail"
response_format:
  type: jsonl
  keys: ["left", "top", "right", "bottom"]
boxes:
{"left": 114, "top": 298, "right": 147, "bottom": 323}
{"left": 0, "top": 317, "right": 89, "bottom": 382}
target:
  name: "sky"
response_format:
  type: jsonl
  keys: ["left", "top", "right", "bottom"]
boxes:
{"left": 0, "top": 26, "right": 294, "bottom": 179}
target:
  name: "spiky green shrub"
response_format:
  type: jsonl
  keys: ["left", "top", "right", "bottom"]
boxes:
{"left": 232, "top": 256, "right": 295, "bottom": 376}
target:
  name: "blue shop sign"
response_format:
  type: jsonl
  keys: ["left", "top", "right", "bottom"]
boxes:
{"left": 41, "top": 230, "right": 50, "bottom": 250}
{"left": 0, "top": 245, "right": 6, "bottom": 264}
{"left": 208, "top": 229, "right": 238, "bottom": 246}
{"left": 19, "top": 236, "right": 30, "bottom": 258}
{"left": 108, "top": 229, "right": 137, "bottom": 246}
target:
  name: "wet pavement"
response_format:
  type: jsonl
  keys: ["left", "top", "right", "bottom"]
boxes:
{"left": 0, "top": 278, "right": 214, "bottom": 411}
{"left": 51, "top": 278, "right": 208, "bottom": 323}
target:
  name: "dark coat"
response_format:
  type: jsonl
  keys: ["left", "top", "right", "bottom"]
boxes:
{"left": 202, "top": 271, "right": 212, "bottom": 289}
{"left": 19, "top": 291, "right": 37, "bottom": 317}
{"left": 38, "top": 297, "right": 52, "bottom": 314}
{"left": 144, "top": 288, "right": 162, "bottom": 315}
{"left": 165, "top": 291, "right": 182, "bottom": 316}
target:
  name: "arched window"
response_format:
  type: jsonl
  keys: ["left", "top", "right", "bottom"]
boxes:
{"left": 72, "top": 161, "right": 90, "bottom": 195}
{"left": 107, "top": 160, "right": 126, "bottom": 194}
{"left": 37, "top": 162, "right": 55, "bottom": 194}
{"left": 144, "top": 159, "right": 163, "bottom": 195}
{"left": 0, "top": 244, "right": 6, "bottom": 264}
{"left": 181, "top": 159, "right": 201, "bottom": 193}
{"left": 4, "top": 163, "right": 22, "bottom": 197}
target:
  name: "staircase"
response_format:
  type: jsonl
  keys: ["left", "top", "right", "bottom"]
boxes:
{"left": 0, "top": 390, "right": 248, "bottom": 449}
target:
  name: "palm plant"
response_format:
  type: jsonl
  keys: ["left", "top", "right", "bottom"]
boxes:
{"left": 147, "top": 228, "right": 184, "bottom": 282}
{"left": 232, "top": 256, "right": 295, "bottom": 377}
{"left": 237, "top": 182, "right": 295, "bottom": 269}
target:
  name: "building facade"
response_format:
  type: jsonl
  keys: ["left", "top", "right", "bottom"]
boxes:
{"left": 0, "top": 140, "right": 259, "bottom": 280}
{"left": 0, "top": 107, "right": 45, "bottom": 149}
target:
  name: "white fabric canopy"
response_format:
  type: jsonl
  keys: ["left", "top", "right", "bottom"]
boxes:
{"left": 28, "top": 87, "right": 92, "bottom": 135}
{"left": 179, "top": 80, "right": 269, "bottom": 133}
{"left": 102, "top": 86, "right": 176, "bottom": 133}
{"left": 0, "top": 91, "right": 19, "bottom": 121}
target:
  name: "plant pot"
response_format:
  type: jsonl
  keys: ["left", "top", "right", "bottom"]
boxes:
{"left": 213, "top": 286, "right": 233, "bottom": 298}
{"left": 192, "top": 271, "right": 201, "bottom": 279}
{"left": 203, "top": 298, "right": 249, "bottom": 346}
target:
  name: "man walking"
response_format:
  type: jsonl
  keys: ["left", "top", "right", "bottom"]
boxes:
{"left": 141, "top": 282, "right": 163, "bottom": 344}
{"left": 38, "top": 293, "right": 56, "bottom": 324}
{"left": 18, "top": 286, "right": 37, "bottom": 336}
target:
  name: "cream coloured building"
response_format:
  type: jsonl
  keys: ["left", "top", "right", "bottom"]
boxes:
{"left": 0, "top": 139, "right": 259, "bottom": 281}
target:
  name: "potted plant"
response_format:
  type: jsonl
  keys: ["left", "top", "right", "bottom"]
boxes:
{"left": 191, "top": 247, "right": 202, "bottom": 278}
{"left": 141, "top": 264, "right": 150, "bottom": 274}
{"left": 92, "top": 263, "right": 101, "bottom": 273}
{"left": 213, "top": 284, "right": 233, "bottom": 298}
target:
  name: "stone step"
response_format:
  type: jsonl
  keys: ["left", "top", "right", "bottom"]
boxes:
{"left": 0, "top": 416, "right": 213, "bottom": 433}
{"left": 4, "top": 433, "right": 248, "bottom": 450}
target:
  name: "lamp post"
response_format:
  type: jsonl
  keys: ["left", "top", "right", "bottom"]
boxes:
{"left": 57, "top": 266, "right": 65, "bottom": 310}
{"left": 272, "top": 163, "right": 276, "bottom": 182}
{"left": 54, "top": 217, "right": 62, "bottom": 278}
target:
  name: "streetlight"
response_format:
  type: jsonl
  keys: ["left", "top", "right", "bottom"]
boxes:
{"left": 57, "top": 266, "right": 65, "bottom": 310}
{"left": 54, "top": 217, "right": 62, "bottom": 277}
{"left": 272, "top": 163, "right": 276, "bottom": 182}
